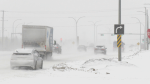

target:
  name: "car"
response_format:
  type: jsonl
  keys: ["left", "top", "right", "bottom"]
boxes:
{"left": 10, "top": 49, "right": 43, "bottom": 70}
{"left": 94, "top": 45, "right": 107, "bottom": 55}
{"left": 77, "top": 45, "right": 87, "bottom": 52}
{"left": 113, "top": 41, "right": 125, "bottom": 52}
{"left": 53, "top": 44, "right": 62, "bottom": 54}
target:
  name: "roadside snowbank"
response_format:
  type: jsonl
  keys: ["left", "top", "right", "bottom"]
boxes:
{"left": 1, "top": 50, "right": 150, "bottom": 84}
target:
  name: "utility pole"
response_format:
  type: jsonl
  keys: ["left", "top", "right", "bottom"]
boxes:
{"left": 147, "top": 10, "right": 149, "bottom": 50}
{"left": 144, "top": 7, "right": 147, "bottom": 50}
{"left": 118, "top": 0, "right": 121, "bottom": 61}
{"left": 2, "top": 10, "right": 4, "bottom": 50}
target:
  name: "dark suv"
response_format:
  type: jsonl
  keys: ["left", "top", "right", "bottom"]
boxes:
{"left": 53, "top": 44, "right": 62, "bottom": 54}
{"left": 94, "top": 45, "right": 107, "bottom": 55}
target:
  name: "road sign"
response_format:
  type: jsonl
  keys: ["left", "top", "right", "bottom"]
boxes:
{"left": 114, "top": 24, "right": 124, "bottom": 34}
{"left": 117, "top": 35, "right": 121, "bottom": 47}
{"left": 147, "top": 29, "right": 150, "bottom": 39}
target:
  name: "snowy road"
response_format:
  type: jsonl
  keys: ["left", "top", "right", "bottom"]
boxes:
{"left": 0, "top": 46, "right": 137, "bottom": 82}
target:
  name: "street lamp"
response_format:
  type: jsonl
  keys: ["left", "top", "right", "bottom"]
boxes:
{"left": 89, "top": 21, "right": 101, "bottom": 45}
{"left": 132, "top": 17, "right": 142, "bottom": 51}
{"left": 12, "top": 19, "right": 22, "bottom": 38}
{"left": 138, "top": 7, "right": 148, "bottom": 50}
{"left": 95, "top": 24, "right": 102, "bottom": 43}
{"left": 69, "top": 16, "right": 85, "bottom": 45}
{"left": 15, "top": 23, "right": 23, "bottom": 37}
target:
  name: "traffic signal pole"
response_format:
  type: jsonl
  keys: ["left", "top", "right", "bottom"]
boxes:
{"left": 147, "top": 10, "right": 149, "bottom": 50}
{"left": 2, "top": 10, "right": 4, "bottom": 50}
{"left": 144, "top": 7, "right": 147, "bottom": 50}
{"left": 118, "top": 0, "right": 121, "bottom": 61}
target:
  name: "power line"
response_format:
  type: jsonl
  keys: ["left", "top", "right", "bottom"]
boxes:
{"left": 3, "top": 7, "right": 143, "bottom": 14}
{"left": 3, "top": 14, "right": 144, "bottom": 19}
{"left": 0, "top": 22, "right": 143, "bottom": 28}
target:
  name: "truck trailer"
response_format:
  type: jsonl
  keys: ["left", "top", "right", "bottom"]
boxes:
{"left": 22, "top": 25, "right": 54, "bottom": 59}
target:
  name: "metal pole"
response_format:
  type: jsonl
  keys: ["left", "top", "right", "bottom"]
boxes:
{"left": 144, "top": 7, "right": 147, "bottom": 50}
{"left": 94, "top": 24, "right": 95, "bottom": 45}
{"left": 69, "top": 17, "right": 84, "bottom": 46}
{"left": 12, "top": 19, "right": 21, "bottom": 39}
{"left": 96, "top": 26, "right": 97, "bottom": 44}
{"left": 2, "top": 10, "right": 4, "bottom": 50}
{"left": 140, "top": 21, "right": 141, "bottom": 51}
{"left": 148, "top": 15, "right": 150, "bottom": 50}
{"left": 147, "top": 10, "right": 149, "bottom": 50}
{"left": 118, "top": 0, "right": 121, "bottom": 61}
{"left": 89, "top": 21, "right": 100, "bottom": 45}
{"left": 76, "top": 22, "right": 78, "bottom": 45}
{"left": 131, "top": 17, "right": 143, "bottom": 51}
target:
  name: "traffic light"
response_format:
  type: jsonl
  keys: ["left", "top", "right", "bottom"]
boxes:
{"left": 60, "top": 38, "right": 62, "bottom": 42}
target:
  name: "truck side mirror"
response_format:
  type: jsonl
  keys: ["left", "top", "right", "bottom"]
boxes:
{"left": 54, "top": 40, "right": 56, "bottom": 45}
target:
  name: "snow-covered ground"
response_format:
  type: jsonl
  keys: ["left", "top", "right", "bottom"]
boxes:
{"left": 0, "top": 45, "right": 150, "bottom": 84}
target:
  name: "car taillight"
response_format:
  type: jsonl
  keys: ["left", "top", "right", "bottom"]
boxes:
{"left": 22, "top": 45, "right": 23, "bottom": 48}
{"left": 56, "top": 47, "right": 58, "bottom": 48}
{"left": 45, "top": 45, "right": 46, "bottom": 49}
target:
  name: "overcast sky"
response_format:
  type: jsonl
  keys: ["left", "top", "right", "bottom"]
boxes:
{"left": 0, "top": 0, "right": 150, "bottom": 45}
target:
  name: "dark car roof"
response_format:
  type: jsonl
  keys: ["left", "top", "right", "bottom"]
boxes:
{"left": 96, "top": 45, "right": 105, "bottom": 47}
{"left": 78, "top": 45, "right": 85, "bottom": 47}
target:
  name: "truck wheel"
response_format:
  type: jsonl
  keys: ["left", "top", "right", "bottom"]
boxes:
{"left": 104, "top": 52, "right": 106, "bottom": 55}
{"left": 46, "top": 52, "right": 52, "bottom": 60}
{"left": 33, "top": 62, "right": 37, "bottom": 70}
{"left": 40, "top": 61, "right": 43, "bottom": 69}
{"left": 11, "top": 66, "right": 15, "bottom": 70}
{"left": 48, "top": 52, "right": 52, "bottom": 57}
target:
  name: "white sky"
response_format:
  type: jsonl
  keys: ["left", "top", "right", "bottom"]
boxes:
{"left": 0, "top": 0, "right": 150, "bottom": 45}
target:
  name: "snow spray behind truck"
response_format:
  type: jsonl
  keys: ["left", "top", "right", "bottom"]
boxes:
{"left": 22, "top": 25, "right": 54, "bottom": 59}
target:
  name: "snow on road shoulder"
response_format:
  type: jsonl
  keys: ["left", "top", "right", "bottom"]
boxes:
{"left": 52, "top": 58, "right": 137, "bottom": 75}
{"left": 51, "top": 50, "right": 150, "bottom": 80}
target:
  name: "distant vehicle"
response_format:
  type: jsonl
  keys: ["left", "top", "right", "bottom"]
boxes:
{"left": 22, "top": 25, "right": 55, "bottom": 59}
{"left": 113, "top": 41, "right": 125, "bottom": 52}
{"left": 10, "top": 49, "right": 43, "bottom": 70}
{"left": 94, "top": 45, "right": 107, "bottom": 55}
{"left": 89, "top": 43, "right": 94, "bottom": 48}
{"left": 53, "top": 44, "right": 62, "bottom": 54}
{"left": 77, "top": 45, "right": 87, "bottom": 52}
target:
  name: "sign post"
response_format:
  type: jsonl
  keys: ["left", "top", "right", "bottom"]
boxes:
{"left": 114, "top": 0, "right": 124, "bottom": 61}
{"left": 114, "top": 24, "right": 124, "bottom": 61}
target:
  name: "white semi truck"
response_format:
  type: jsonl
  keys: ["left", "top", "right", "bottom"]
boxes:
{"left": 22, "top": 25, "right": 54, "bottom": 59}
